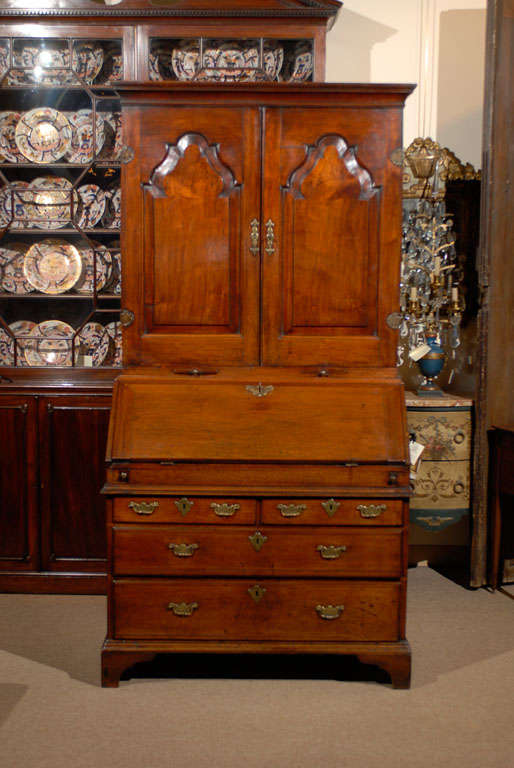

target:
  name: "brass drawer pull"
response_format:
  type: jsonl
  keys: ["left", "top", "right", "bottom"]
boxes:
{"left": 168, "top": 542, "right": 199, "bottom": 558}
{"left": 248, "top": 584, "right": 266, "bottom": 604}
{"left": 249, "top": 218, "right": 260, "bottom": 255}
{"left": 128, "top": 500, "right": 159, "bottom": 516}
{"left": 316, "top": 544, "right": 347, "bottom": 560}
{"left": 453, "top": 482, "right": 465, "bottom": 495}
{"left": 211, "top": 502, "right": 240, "bottom": 517}
{"left": 174, "top": 497, "right": 194, "bottom": 516}
{"left": 454, "top": 431, "right": 466, "bottom": 444}
{"left": 246, "top": 383, "right": 274, "bottom": 397}
{"left": 277, "top": 503, "right": 306, "bottom": 518}
{"left": 249, "top": 531, "right": 268, "bottom": 552}
{"left": 316, "top": 604, "right": 345, "bottom": 620}
{"left": 167, "top": 602, "right": 198, "bottom": 617}
{"left": 357, "top": 503, "right": 387, "bottom": 519}
{"left": 321, "top": 498, "right": 340, "bottom": 517}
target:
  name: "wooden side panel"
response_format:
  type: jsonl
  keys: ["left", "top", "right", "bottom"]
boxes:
{"left": 122, "top": 105, "right": 261, "bottom": 366}
{"left": 0, "top": 396, "right": 38, "bottom": 571}
{"left": 39, "top": 395, "right": 110, "bottom": 573}
{"left": 262, "top": 106, "right": 403, "bottom": 366}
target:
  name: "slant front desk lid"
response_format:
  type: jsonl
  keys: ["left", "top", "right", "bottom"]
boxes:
{"left": 108, "top": 372, "right": 408, "bottom": 464}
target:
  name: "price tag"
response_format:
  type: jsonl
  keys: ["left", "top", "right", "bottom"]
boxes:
{"left": 409, "top": 343, "right": 431, "bottom": 362}
{"left": 409, "top": 440, "right": 425, "bottom": 479}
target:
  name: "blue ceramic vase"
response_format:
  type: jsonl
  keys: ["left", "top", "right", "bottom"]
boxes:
{"left": 417, "top": 333, "right": 445, "bottom": 396}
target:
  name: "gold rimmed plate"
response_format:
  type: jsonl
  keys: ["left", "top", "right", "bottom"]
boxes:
{"left": 23, "top": 238, "right": 82, "bottom": 294}
{"left": 25, "top": 320, "right": 74, "bottom": 367}
{"left": 15, "top": 107, "right": 73, "bottom": 164}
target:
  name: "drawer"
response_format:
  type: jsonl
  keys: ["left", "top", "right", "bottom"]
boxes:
{"left": 262, "top": 498, "right": 403, "bottom": 526}
{"left": 113, "top": 578, "right": 401, "bottom": 642}
{"left": 113, "top": 497, "right": 257, "bottom": 524}
{"left": 112, "top": 525, "right": 403, "bottom": 578}
{"left": 410, "top": 460, "right": 470, "bottom": 511}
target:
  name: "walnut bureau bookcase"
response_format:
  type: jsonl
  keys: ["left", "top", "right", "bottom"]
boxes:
{"left": 0, "top": 0, "right": 339, "bottom": 593}
{"left": 101, "top": 81, "right": 414, "bottom": 688}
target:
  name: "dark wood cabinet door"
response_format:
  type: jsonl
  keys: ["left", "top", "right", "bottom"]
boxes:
{"left": 0, "top": 396, "right": 38, "bottom": 572}
{"left": 39, "top": 395, "right": 111, "bottom": 574}
{"left": 122, "top": 105, "right": 261, "bottom": 367}
{"left": 261, "top": 106, "right": 403, "bottom": 367}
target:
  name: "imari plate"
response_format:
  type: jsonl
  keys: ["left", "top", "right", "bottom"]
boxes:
{"left": 15, "top": 107, "right": 72, "bottom": 163}
{"left": 23, "top": 238, "right": 82, "bottom": 294}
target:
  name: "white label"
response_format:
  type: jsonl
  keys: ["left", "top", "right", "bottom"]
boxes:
{"left": 409, "top": 343, "right": 431, "bottom": 362}
{"left": 83, "top": 355, "right": 93, "bottom": 368}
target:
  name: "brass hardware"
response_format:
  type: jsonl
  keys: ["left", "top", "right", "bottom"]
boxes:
{"left": 211, "top": 502, "right": 240, "bottom": 517}
{"left": 118, "top": 471, "right": 129, "bottom": 483}
{"left": 249, "top": 218, "right": 260, "bottom": 255}
{"left": 167, "top": 602, "right": 198, "bottom": 617}
{"left": 265, "top": 219, "right": 275, "bottom": 254}
{"left": 453, "top": 482, "right": 465, "bottom": 495}
{"left": 316, "top": 604, "right": 345, "bottom": 620}
{"left": 454, "top": 431, "right": 466, "bottom": 444}
{"left": 318, "top": 369, "right": 330, "bottom": 377}
{"left": 316, "top": 544, "right": 347, "bottom": 560}
{"left": 20, "top": 403, "right": 29, "bottom": 414}
{"left": 390, "top": 147, "right": 404, "bottom": 167}
{"left": 119, "top": 309, "right": 134, "bottom": 328}
{"left": 248, "top": 584, "right": 267, "bottom": 604}
{"left": 174, "top": 497, "right": 194, "bottom": 516}
{"left": 321, "top": 498, "right": 340, "bottom": 518}
{"left": 277, "top": 503, "right": 306, "bottom": 518}
{"left": 357, "top": 503, "right": 387, "bottom": 519}
{"left": 173, "top": 368, "right": 218, "bottom": 376}
{"left": 246, "top": 383, "right": 274, "bottom": 398}
{"left": 249, "top": 530, "right": 268, "bottom": 552}
{"left": 388, "top": 472, "right": 399, "bottom": 486}
{"left": 168, "top": 542, "right": 199, "bottom": 558}
{"left": 344, "top": 462, "right": 359, "bottom": 468}
{"left": 128, "top": 500, "right": 159, "bottom": 516}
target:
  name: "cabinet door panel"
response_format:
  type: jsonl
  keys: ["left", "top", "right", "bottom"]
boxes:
{"left": 123, "top": 106, "right": 261, "bottom": 366}
{"left": 39, "top": 396, "right": 110, "bottom": 573}
{"left": 0, "top": 397, "right": 38, "bottom": 571}
{"left": 262, "top": 107, "right": 403, "bottom": 366}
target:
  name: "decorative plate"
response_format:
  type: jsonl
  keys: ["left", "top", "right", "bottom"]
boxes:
{"left": 15, "top": 107, "right": 72, "bottom": 164}
{"left": 74, "top": 321, "right": 111, "bottom": 367}
{"left": 102, "top": 184, "right": 121, "bottom": 229}
{"left": 171, "top": 43, "right": 200, "bottom": 80}
{"left": 10, "top": 42, "right": 73, "bottom": 86}
{"left": 0, "top": 181, "right": 30, "bottom": 229}
{"left": 101, "top": 112, "right": 122, "bottom": 160}
{"left": 27, "top": 176, "right": 80, "bottom": 230}
{"left": 263, "top": 45, "right": 284, "bottom": 81}
{"left": 72, "top": 42, "right": 104, "bottom": 84}
{"left": 75, "top": 184, "right": 106, "bottom": 229}
{"left": 23, "top": 238, "right": 82, "bottom": 294}
{"left": 1, "top": 243, "right": 33, "bottom": 294}
{"left": 0, "top": 112, "right": 23, "bottom": 163}
{"left": 0, "top": 326, "right": 14, "bottom": 366}
{"left": 195, "top": 68, "right": 267, "bottom": 82}
{"left": 149, "top": 52, "right": 163, "bottom": 81}
{"left": 105, "top": 52, "right": 123, "bottom": 83}
{"left": 25, "top": 320, "right": 74, "bottom": 367}
{"left": 0, "top": 39, "right": 10, "bottom": 83}
{"left": 203, "top": 42, "right": 247, "bottom": 71}
{"left": 105, "top": 321, "right": 122, "bottom": 367}
{"left": 75, "top": 241, "right": 112, "bottom": 294}
{"left": 108, "top": 250, "right": 121, "bottom": 295}
{"left": 288, "top": 45, "right": 313, "bottom": 82}
{"left": 65, "top": 109, "right": 105, "bottom": 164}
{"left": 9, "top": 320, "right": 37, "bottom": 367}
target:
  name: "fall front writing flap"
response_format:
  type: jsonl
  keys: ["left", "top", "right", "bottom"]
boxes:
{"left": 107, "top": 373, "right": 408, "bottom": 463}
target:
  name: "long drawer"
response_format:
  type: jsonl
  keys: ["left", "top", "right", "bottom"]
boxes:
{"left": 113, "top": 578, "right": 401, "bottom": 642}
{"left": 262, "top": 498, "right": 403, "bottom": 526}
{"left": 112, "top": 525, "right": 403, "bottom": 578}
{"left": 113, "top": 497, "right": 257, "bottom": 524}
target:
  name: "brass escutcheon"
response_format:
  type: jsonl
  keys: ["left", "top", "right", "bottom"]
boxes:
{"left": 316, "top": 604, "right": 345, "bottom": 620}
{"left": 168, "top": 542, "right": 199, "bottom": 558}
{"left": 211, "top": 502, "right": 240, "bottom": 517}
{"left": 249, "top": 218, "right": 260, "bottom": 255}
{"left": 167, "top": 602, "right": 198, "bottom": 617}
{"left": 357, "top": 503, "right": 387, "bottom": 519}
{"left": 321, "top": 498, "right": 340, "bottom": 518}
{"left": 248, "top": 584, "right": 267, "bottom": 604}
{"left": 128, "top": 500, "right": 159, "bottom": 516}
{"left": 265, "top": 219, "right": 275, "bottom": 254}
{"left": 174, "top": 497, "right": 194, "bottom": 516}
{"left": 316, "top": 544, "right": 347, "bottom": 560}
{"left": 246, "top": 383, "right": 274, "bottom": 398}
{"left": 249, "top": 530, "right": 268, "bottom": 552}
{"left": 277, "top": 503, "right": 306, "bottom": 518}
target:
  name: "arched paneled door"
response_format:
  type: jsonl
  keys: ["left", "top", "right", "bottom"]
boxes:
{"left": 120, "top": 86, "right": 405, "bottom": 369}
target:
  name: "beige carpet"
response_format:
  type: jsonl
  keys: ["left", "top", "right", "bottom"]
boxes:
{"left": 1, "top": 566, "right": 513, "bottom": 768}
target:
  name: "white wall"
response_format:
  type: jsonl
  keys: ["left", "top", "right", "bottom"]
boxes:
{"left": 326, "top": 0, "right": 486, "bottom": 169}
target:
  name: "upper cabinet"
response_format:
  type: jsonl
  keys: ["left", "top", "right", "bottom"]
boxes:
{"left": 119, "top": 84, "right": 413, "bottom": 369}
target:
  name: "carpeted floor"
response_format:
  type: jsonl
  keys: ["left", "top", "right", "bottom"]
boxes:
{"left": 0, "top": 566, "right": 513, "bottom": 768}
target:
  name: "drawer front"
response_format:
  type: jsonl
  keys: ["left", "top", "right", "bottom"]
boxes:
{"left": 262, "top": 498, "right": 403, "bottom": 526}
{"left": 410, "top": 460, "right": 470, "bottom": 512}
{"left": 113, "top": 578, "right": 401, "bottom": 642}
{"left": 113, "top": 525, "right": 402, "bottom": 578}
{"left": 113, "top": 497, "right": 257, "bottom": 524}
{"left": 407, "top": 409, "right": 472, "bottom": 461}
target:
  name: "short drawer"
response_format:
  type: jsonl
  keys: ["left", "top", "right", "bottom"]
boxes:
{"left": 113, "top": 497, "right": 257, "bottom": 524}
{"left": 112, "top": 525, "right": 403, "bottom": 578}
{"left": 113, "top": 578, "right": 401, "bottom": 642}
{"left": 262, "top": 498, "right": 403, "bottom": 526}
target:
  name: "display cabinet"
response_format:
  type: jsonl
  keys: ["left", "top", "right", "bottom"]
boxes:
{"left": 0, "top": 1, "right": 341, "bottom": 593}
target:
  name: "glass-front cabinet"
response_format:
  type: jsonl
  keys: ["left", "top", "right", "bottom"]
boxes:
{"left": 0, "top": 29, "right": 133, "bottom": 371}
